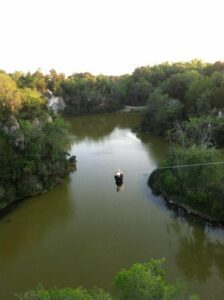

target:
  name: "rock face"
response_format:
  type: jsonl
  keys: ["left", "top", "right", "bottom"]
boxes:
{"left": 0, "top": 113, "right": 76, "bottom": 213}
{"left": 46, "top": 90, "right": 65, "bottom": 113}
{"left": 12, "top": 129, "right": 25, "bottom": 151}
{"left": 1, "top": 115, "right": 20, "bottom": 134}
{"left": 31, "top": 114, "right": 52, "bottom": 129}
{"left": 0, "top": 115, "right": 25, "bottom": 151}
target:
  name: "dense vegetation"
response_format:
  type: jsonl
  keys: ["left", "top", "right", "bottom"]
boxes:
{"left": 17, "top": 259, "right": 198, "bottom": 300}
{"left": 1, "top": 61, "right": 223, "bottom": 298}
{"left": 149, "top": 144, "right": 224, "bottom": 221}
{"left": 0, "top": 71, "right": 75, "bottom": 211}
{"left": 141, "top": 60, "right": 224, "bottom": 135}
{"left": 2, "top": 60, "right": 224, "bottom": 219}
{"left": 7, "top": 60, "right": 224, "bottom": 117}
{"left": 137, "top": 61, "right": 224, "bottom": 222}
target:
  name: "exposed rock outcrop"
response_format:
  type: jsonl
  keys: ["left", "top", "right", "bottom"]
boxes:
{"left": 46, "top": 90, "right": 65, "bottom": 113}
{"left": 0, "top": 113, "right": 76, "bottom": 214}
{"left": 0, "top": 115, "right": 25, "bottom": 151}
{"left": 1, "top": 115, "right": 20, "bottom": 134}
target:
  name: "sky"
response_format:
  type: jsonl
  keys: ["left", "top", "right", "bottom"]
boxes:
{"left": 0, "top": 0, "right": 224, "bottom": 76}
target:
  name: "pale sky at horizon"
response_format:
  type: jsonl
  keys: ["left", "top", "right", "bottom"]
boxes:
{"left": 0, "top": 0, "right": 224, "bottom": 76}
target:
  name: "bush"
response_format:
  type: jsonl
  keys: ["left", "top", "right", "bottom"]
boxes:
{"left": 17, "top": 259, "right": 199, "bottom": 300}
{"left": 149, "top": 145, "right": 224, "bottom": 220}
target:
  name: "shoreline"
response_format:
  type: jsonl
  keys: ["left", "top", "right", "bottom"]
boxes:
{"left": 119, "top": 105, "right": 146, "bottom": 112}
{"left": 162, "top": 193, "right": 224, "bottom": 226}
{"left": 0, "top": 158, "right": 76, "bottom": 219}
{"left": 0, "top": 183, "right": 57, "bottom": 219}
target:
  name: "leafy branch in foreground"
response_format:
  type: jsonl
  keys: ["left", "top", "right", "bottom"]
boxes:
{"left": 17, "top": 259, "right": 199, "bottom": 300}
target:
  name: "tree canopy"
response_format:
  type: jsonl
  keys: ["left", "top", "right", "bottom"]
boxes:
{"left": 17, "top": 259, "right": 198, "bottom": 300}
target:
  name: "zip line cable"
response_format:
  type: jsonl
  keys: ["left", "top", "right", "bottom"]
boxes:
{"left": 158, "top": 161, "right": 224, "bottom": 170}
{"left": 122, "top": 161, "right": 224, "bottom": 174}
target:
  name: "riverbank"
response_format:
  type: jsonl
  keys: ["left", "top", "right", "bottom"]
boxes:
{"left": 0, "top": 155, "right": 76, "bottom": 216}
{"left": 148, "top": 166, "right": 224, "bottom": 226}
{"left": 0, "top": 73, "right": 77, "bottom": 214}
{"left": 166, "top": 195, "right": 224, "bottom": 226}
{"left": 119, "top": 105, "right": 147, "bottom": 112}
{"left": 1, "top": 112, "right": 224, "bottom": 300}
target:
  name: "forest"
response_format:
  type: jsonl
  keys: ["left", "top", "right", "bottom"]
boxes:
{"left": 1, "top": 59, "right": 224, "bottom": 217}
{"left": 0, "top": 72, "right": 76, "bottom": 211}
{"left": 2, "top": 60, "right": 224, "bottom": 299}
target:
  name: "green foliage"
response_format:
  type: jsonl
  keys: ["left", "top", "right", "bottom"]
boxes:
{"left": 17, "top": 259, "right": 198, "bottom": 300}
{"left": 114, "top": 259, "right": 167, "bottom": 299}
{"left": 168, "top": 115, "right": 224, "bottom": 148}
{"left": 126, "top": 69, "right": 153, "bottom": 105}
{"left": 11, "top": 70, "right": 47, "bottom": 94}
{"left": 114, "top": 258, "right": 198, "bottom": 300}
{"left": 2, "top": 60, "right": 224, "bottom": 220}
{"left": 149, "top": 145, "right": 224, "bottom": 220}
{"left": 163, "top": 71, "right": 200, "bottom": 108}
{"left": 209, "top": 71, "right": 224, "bottom": 109}
{"left": 16, "top": 70, "right": 46, "bottom": 92}
{"left": 61, "top": 73, "right": 121, "bottom": 115}
{"left": 147, "top": 87, "right": 224, "bottom": 220}
{"left": 136, "top": 61, "right": 224, "bottom": 221}
{"left": 142, "top": 88, "right": 183, "bottom": 135}
{"left": 0, "top": 73, "right": 75, "bottom": 210}
{"left": 185, "top": 75, "right": 212, "bottom": 114}
{"left": 0, "top": 73, "right": 22, "bottom": 113}
{"left": 21, "top": 88, "right": 46, "bottom": 115}
{"left": 0, "top": 113, "right": 75, "bottom": 209}
{"left": 139, "top": 61, "right": 224, "bottom": 135}
{"left": 16, "top": 285, "right": 112, "bottom": 300}
{"left": 46, "top": 69, "right": 65, "bottom": 95}
{"left": 32, "top": 70, "right": 47, "bottom": 94}
{"left": 5, "top": 60, "right": 224, "bottom": 118}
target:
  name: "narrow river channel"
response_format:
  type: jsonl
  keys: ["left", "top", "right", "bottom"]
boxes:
{"left": 0, "top": 112, "right": 224, "bottom": 299}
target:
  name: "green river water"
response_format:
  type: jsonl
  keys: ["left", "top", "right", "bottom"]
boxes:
{"left": 0, "top": 112, "right": 224, "bottom": 299}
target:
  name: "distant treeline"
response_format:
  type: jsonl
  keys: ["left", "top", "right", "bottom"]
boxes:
{"left": 5, "top": 59, "right": 224, "bottom": 116}
{"left": 128, "top": 60, "right": 224, "bottom": 222}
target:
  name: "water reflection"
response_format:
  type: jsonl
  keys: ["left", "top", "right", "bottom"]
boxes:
{"left": 137, "top": 132, "right": 168, "bottom": 161}
{"left": 166, "top": 217, "right": 224, "bottom": 283}
{"left": 116, "top": 184, "right": 124, "bottom": 192}
{"left": 1, "top": 112, "right": 224, "bottom": 300}
{"left": 67, "top": 112, "right": 143, "bottom": 143}
{"left": 114, "top": 170, "right": 124, "bottom": 192}
{"left": 0, "top": 178, "right": 75, "bottom": 269}
{"left": 67, "top": 112, "right": 167, "bottom": 173}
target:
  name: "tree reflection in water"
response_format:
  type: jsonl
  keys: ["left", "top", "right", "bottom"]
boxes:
{"left": 166, "top": 216, "right": 224, "bottom": 283}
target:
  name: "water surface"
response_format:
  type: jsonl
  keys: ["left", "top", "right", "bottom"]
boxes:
{"left": 0, "top": 112, "right": 224, "bottom": 299}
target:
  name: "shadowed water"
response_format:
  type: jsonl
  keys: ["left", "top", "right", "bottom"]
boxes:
{"left": 0, "top": 112, "right": 224, "bottom": 299}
